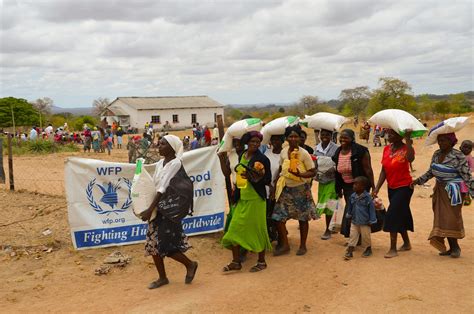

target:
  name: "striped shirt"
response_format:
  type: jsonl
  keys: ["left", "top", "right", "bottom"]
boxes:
{"left": 337, "top": 151, "right": 353, "bottom": 184}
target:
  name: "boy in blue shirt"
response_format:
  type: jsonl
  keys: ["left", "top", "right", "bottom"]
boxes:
{"left": 344, "top": 176, "right": 377, "bottom": 260}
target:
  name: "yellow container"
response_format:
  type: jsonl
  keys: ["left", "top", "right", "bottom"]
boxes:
{"left": 290, "top": 148, "right": 299, "bottom": 172}
{"left": 235, "top": 165, "right": 248, "bottom": 189}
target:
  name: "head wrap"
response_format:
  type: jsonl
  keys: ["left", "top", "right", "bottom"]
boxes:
{"left": 340, "top": 129, "right": 355, "bottom": 142}
{"left": 438, "top": 132, "right": 458, "bottom": 146}
{"left": 284, "top": 125, "right": 303, "bottom": 138}
{"left": 240, "top": 131, "right": 263, "bottom": 145}
{"left": 163, "top": 134, "right": 184, "bottom": 159}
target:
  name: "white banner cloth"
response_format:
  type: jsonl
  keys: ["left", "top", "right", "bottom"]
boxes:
{"left": 65, "top": 146, "right": 226, "bottom": 250}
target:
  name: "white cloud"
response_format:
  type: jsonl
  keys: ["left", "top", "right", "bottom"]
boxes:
{"left": 0, "top": 0, "right": 472, "bottom": 107}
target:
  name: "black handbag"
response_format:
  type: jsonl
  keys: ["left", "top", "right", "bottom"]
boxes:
{"left": 156, "top": 165, "right": 194, "bottom": 223}
{"left": 370, "top": 209, "right": 386, "bottom": 233}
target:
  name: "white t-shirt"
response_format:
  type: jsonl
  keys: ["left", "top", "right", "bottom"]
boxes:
{"left": 153, "top": 158, "right": 181, "bottom": 194}
{"left": 264, "top": 149, "right": 281, "bottom": 197}
{"left": 228, "top": 149, "right": 239, "bottom": 185}
{"left": 45, "top": 126, "right": 53, "bottom": 135}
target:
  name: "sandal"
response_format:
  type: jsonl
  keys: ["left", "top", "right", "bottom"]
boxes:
{"left": 249, "top": 262, "right": 267, "bottom": 272}
{"left": 185, "top": 261, "right": 198, "bottom": 284}
{"left": 148, "top": 278, "right": 169, "bottom": 289}
{"left": 223, "top": 261, "right": 242, "bottom": 272}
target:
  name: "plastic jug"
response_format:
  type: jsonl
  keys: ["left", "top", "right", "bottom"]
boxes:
{"left": 235, "top": 165, "right": 248, "bottom": 189}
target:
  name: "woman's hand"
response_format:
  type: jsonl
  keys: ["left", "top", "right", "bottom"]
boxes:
{"left": 141, "top": 208, "right": 153, "bottom": 222}
{"left": 371, "top": 188, "right": 379, "bottom": 198}
{"left": 288, "top": 168, "right": 301, "bottom": 177}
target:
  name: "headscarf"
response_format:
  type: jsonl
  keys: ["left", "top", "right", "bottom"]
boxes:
{"left": 240, "top": 131, "right": 263, "bottom": 145}
{"left": 438, "top": 132, "right": 458, "bottom": 146}
{"left": 340, "top": 129, "right": 355, "bottom": 142}
{"left": 163, "top": 134, "right": 184, "bottom": 159}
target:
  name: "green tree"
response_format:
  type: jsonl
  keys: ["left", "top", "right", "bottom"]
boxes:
{"left": 434, "top": 100, "right": 451, "bottom": 116}
{"left": 367, "top": 77, "right": 416, "bottom": 114}
{"left": 73, "top": 115, "right": 98, "bottom": 131}
{"left": 339, "top": 86, "right": 371, "bottom": 118}
{"left": 0, "top": 97, "right": 40, "bottom": 129}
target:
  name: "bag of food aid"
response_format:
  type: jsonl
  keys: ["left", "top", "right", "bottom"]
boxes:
{"left": 218, "top": 118, "right": 263, "bottom": 153}
{"left": 300, "top": 112, "right": 349, "bottom": 131}
{"left": 425, "top": 116, "right": 470, "bottom": 146}
{"left": 261, "top": 116, "right": 300, "bottom": 144}
{"left": 131, "top": 158, "right": 157, "bottom": 220}
{"left": 328, "top": 198, "right": 344, "bottom": 232}
{"left": 368, "top": 109, "right": 427, "bottom": 138}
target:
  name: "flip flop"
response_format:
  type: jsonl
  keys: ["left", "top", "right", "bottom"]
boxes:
{"left": 223, "top": 261, "right": 242, "bottom": 272}
{"left": 148, "top": 278, "right": 169, "bottom": 289}
{"left": 249, "top": 262, "right": 267, "bottom": 272}
{"left": 185, "top": 261, "right": 198, "bottom": 284}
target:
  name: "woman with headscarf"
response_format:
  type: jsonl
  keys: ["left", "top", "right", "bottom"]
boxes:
{"left": 412, "top": 133, "right": 473, "bottom": 258}
{"left": 314, "top": 129, "right": 340, "bottom": 240}
{"left": 140, "top": 135, "right": 198, "bottom": 289}
{"left": 332, "top": 129, "right": 375, "bottom": 239}
{"left": 373, "top": 129, "right": 415, "bottom": 258}
{"left": 272, "top": 125, "right": 318, "bottom": 256}
{"left": 221, "top": 131, "right": 272, "bottom": 272}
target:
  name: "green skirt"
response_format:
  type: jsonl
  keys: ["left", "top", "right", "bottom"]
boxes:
{"left": 316, "top": 181, "right": 338, "bottom": 216}
{"left": 222, "top": 197, "right": 272, "bottom": 253}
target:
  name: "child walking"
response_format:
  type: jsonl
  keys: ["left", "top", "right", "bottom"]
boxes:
{"left": 344, "top": 176, "right": 377, "bottom": 259}
{"left": 460, "top": 140, "right": 473, "bottom": 205}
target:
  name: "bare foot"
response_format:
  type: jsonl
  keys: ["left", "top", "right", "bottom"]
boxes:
{"left": 384, "top": 250, "right": 398, "bottom": 258}
{"left": 398, "top": 244, "right": 412, "bottom": 251}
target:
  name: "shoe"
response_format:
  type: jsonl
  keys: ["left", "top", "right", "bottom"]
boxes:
{"left": 362, "top": 247, "right": 372, "bottom": 257}
{"left": 185, "top": 261, "right": 198, "bottom": 284}
{"left": 296, "top": 247, "right": 307, "bottom": 256}
{"left": 321, "top": 232, "right": 331, "bottom": 240}
{"left": 148, "top": 278, "right": 169, "bottom": 289}
{"left": 450, "top": 248, "right": 461, "bottom": 258}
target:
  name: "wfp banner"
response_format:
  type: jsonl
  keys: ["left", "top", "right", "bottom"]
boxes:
{"left": 65, "top": 146, "right": 226, "bottom": 250}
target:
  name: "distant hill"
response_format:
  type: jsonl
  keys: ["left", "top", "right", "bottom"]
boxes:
{"left": 51, "top": 105, "right": 93, "bottom": 116}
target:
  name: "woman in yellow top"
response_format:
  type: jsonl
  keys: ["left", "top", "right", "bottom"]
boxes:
{"left": 272, "top": 125, "right": 318, "bottom": 256}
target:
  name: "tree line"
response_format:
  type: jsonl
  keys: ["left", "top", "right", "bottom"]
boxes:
{"left": 225, "top": 77, "right": 473, "bottom": 124}
{"left": 0, "top": 97, "right": 110, "bottom": 131}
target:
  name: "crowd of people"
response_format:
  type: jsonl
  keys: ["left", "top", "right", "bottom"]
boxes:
{"left": 140, "top": 118, "right": 472, "bottom": 289}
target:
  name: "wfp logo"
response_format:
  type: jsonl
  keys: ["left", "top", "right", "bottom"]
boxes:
{"left": 86, "top": 178, "right": 132, "bottom": 215}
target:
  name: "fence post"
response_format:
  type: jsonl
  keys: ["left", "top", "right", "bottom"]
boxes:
{"left": 7, "top": 134, "right": 14, "bottom": 190}
{"left": 216, "top": 114, "right": 224, "bottom": 141}
{"left": 0, "top": 138, "right": 5, "bottom": 184}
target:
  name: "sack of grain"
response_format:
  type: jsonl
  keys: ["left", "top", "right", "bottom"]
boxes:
{"left": 218, "top": 118, "right": 263, "bottom": 153}
{"left": 425, "top": 116, "right": 470, "bottom": 146}
{"left": 300, "top": 112, "right": 349, "bottom": 131}
{"left": 368, "top": 109, "right": 427, "bottom": 138}
{"left": 261, "top": 116, "right": 299, "bottom": 144}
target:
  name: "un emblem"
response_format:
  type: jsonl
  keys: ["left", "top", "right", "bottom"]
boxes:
{"left": 86, "top": 178, "right": 132, "bottom": 215}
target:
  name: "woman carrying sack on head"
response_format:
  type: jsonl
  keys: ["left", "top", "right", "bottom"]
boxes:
{"left": 140, "top": 135, "right": 198, "bottom": 289}
{"left": 221, "top": 131, "right": 272, "bottom": 273}
{"left": 272, "top": 125, "right": 318, "bottom": 256}
{"left": 412, "top": 133, "right": 473, "bottom": 258}
{"left": 372, "top": 129, "right": 415, "bottom": 258}
{"left": 314, "top": 129, "right": 340, "bottom": 240}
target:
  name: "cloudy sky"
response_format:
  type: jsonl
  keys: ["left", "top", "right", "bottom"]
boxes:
{"left": 1, "top": 0, "right": 472, "bottom": 108}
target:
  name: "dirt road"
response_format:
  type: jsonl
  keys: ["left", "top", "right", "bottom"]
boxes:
{"left": 0, "top": 123, "right": 473, "bottom": 313}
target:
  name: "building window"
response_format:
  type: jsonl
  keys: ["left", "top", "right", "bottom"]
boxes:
{"left": 172, "top": 114, "right": 179, "bottom": 123}
{"left": 214, "top": 113, "right": 217, "bottom": 122}
{"left": 191, "top": 113, "right": 197, "bottom": 124}
{"left": 151, "top": 115, "right": 160, "bottom": 124}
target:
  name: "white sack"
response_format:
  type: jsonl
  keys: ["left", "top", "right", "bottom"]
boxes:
{"left": 218, "top": 118, "right": 263, "bottom": 153}
{"left": 425, "top": 116, "right": 470, "bottom": 146}
{"left": 316, "top": 156, "right": 335, "bottom": 174}
{"left": 131, "top": 158, "right": 156, "bottom": 220}
{"left": 368, "top": 109, "right": 427, "bottom": 138}
{"left": 261, "top": 116, "right": 299, "bottom": 145}
{"left": 301, "top": 112, "right": 349, "bottom": 131}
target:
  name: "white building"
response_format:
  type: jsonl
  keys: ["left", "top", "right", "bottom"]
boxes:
{"left": 101, "top": 96, "right": 225, "bottom": 131}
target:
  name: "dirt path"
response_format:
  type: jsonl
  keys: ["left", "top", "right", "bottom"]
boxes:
{"left": 1, "top": 123, "right": 473, "bottom": 313}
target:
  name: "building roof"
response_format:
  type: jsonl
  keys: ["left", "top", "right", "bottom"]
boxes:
{"left": 108, "top": 96, "right": 224, "bottom": 111}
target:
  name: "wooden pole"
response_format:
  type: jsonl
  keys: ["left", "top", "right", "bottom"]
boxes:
{"left": 0, "top": 138, "right": 5, "bottom": 184}
{"left": 216, "top": 114, "right": 225, "bottom": 141}
{"left": 7, "top": 134, "right": 14, "bottom": 190}
{"left": 216, "top": 114, "right": 233, "bottom": 204}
